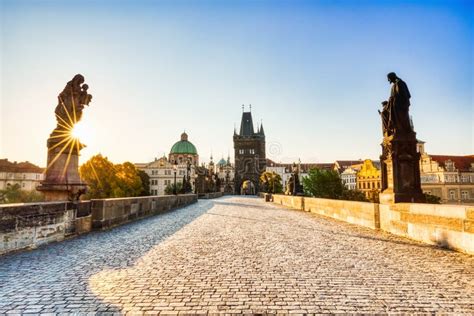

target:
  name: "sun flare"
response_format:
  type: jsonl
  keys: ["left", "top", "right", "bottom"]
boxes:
{"left": 71, "top": 121, "right": 92, "bottom": 143}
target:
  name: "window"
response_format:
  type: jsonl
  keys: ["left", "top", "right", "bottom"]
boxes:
{"left": 461, "top": 191, "right": 469, "bottom": 200}
{"left": 165, "top": 170, "right": 171, "bottom": 175}
{"left": 449, "top": 190, "right": 456, "bottom": 200}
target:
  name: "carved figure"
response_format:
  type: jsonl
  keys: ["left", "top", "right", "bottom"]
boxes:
{"left": 382, "top": 72, "right": 412, "bottom": 136}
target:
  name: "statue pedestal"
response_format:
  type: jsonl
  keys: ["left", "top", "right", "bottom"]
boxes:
{"left": 379, "top": 132, "right": 425, "bottom": 204}
{"left": 37, "top": 138, "right": 87, "bottom": 201}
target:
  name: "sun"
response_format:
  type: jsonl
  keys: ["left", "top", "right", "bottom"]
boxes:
{"left": 71, "top": 121, "right": 92, "bottom": 144}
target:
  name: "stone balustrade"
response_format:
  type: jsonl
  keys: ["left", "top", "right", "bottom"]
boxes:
{"left": 0, "top": 194, "right": 197, "bottom": 255}
{"left": 270, "top": 194, "right": 473, "bottom": 254}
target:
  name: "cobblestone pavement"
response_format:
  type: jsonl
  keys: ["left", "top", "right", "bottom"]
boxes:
{"left": 1, "top": 196, "right": 473, "bottom": 314}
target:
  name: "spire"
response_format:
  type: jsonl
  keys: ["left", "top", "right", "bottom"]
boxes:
{"left": 259, "top": 120, "right": 265, "bottom": 136}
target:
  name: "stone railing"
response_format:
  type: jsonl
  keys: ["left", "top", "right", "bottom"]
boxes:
{"left": 198, "top": 192, "right": 224, "bottom": 199}
{"left": 379, "top": 203, "right": 473, "bottom": 254}
{"left": 269, "top": 194, "right": 473, "bottom": 254}
{"left": 1, "top": 194, "right": 197, "bottom": 255}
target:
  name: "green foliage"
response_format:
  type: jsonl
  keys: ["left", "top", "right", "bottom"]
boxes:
{"left": 0, "top": 184, "right": 44, "bottom": 204}
{"left": 424, "top": 193, "right": 441, "bottom": 204}
{"left": 303, "top": 168, "right": 345, "bottom": 199}
{"left": 165, "top": 182, "right": 183, "bottom": 195}
{"left": 302, "top": 168, "right": 368, "bottom": 202}
{"left": 341, "top": 189, "right": 368, "bottom": 202}
{"left": 137, "top": 169, "right": 150, "bottom": 196}
{"left": 79, "top": 154, "right": 146, "bottom": 199}
{"left": 260, "top": 171, "right": 283, "bottom": 194}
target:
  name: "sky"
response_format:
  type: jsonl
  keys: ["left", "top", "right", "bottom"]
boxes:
{"left": 1, "top": 0, "right": 473, "bottom": 167}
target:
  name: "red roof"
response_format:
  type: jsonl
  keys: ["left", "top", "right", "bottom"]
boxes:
{"left": 429, "top": 155, "right": 474, "bottom": 172}
{"left": 266, "top": 159, "right": 335, "bottom": 172}
{"left": 0, "top": 159, "right": 44, "bottom": 173}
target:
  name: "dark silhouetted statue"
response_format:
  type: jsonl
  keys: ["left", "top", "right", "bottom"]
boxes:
{"left": 37, "top": 74, "right": 92, "bottom": 201}
{"left": 379, "top": 72, "right": 424, "bottom": 204}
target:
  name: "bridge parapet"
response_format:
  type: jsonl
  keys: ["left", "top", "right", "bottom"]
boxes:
{"left": 0, "top": 194, "right": 197, "bottom": 255}
{"left": 270, "top": 194, "right": 473, "bottom": 254}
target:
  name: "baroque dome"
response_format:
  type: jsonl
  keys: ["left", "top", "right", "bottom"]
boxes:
{"left": 170, "top": 132, "right": 198, "bottom": 155}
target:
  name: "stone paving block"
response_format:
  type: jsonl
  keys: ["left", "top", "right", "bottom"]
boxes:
{"left": 0, "top": 197, "right": 473, "bottom": 314}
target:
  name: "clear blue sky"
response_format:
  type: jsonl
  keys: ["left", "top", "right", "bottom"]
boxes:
{"left": 1, "top": 0, "right": 472, "bottom": 166}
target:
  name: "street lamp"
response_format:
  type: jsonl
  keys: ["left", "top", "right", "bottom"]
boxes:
{"left": 173, "top": 161, "right": 178, "bottom": 195}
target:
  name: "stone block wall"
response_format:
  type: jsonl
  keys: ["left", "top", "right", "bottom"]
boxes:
{"left": 379, "top": 203, "right": 474, "bottom": 254}
{"left": 198, "top": 192, "right": 224, "bottom": 199}
{"left": 272, "top": 195, "right": 305, "bottom": 211}
{"left": 0, "top": 201, "right": 89, "bottom": 255}
{"left": 1, "top": 194, "right": 197, "bottom": 255}
{"left": 304, "top": 197, "right": 380, "bottom": 230}
{"left": 91, "top": 194, "right": 197, "bottom": 230}
{"left": 270, "top": 194, "right": 473, "bottom": 254}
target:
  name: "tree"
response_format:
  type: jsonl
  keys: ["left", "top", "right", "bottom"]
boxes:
{"left": 303, "top": 168, "right": 345, "bottom": 199}
{"left": 260, "top": 171, "right": 283, "bottom": 194}
{"left": 165, "top": 182, "right": 182, "bottom": 195}
{"left": 137, "top": 170, "right": 150, "bottom": 196}
{"left": 0, "top": 184, "right": 44, "bottom": 204}
{"left": 424, "top": 193, "right": 441, "bottom": 204}
{"left": 302, "top": 168, "right": 367, "bottom": 202}
{"left": 79, "top": 154, "right": 146, "bottom": 199}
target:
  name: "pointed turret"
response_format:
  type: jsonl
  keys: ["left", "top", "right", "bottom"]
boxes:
{"left": 259, "top": 122, "right": 265, "bottom": 136}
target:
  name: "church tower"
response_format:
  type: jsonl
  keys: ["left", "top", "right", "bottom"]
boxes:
{"left": 233, "top": 105, "right": 266, "bottom": 195}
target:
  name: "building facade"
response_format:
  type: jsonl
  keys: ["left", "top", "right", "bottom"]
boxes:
{"left": 418, "top": 142, "right": 474, "bottom": 204}
{"left": 0, "top": 159, "right": 44, "bottom": 191}
{"left": 356, "top": 159, "right": 381, "bottom": 202}
{"left": 233, "top": 109, "right": 266, "bottom": 195}
{"left": 137, "top": 132, "right": 198, "bottom": 196}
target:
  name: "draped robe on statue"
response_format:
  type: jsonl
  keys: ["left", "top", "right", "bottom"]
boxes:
{"left": 388, "top": 78, "right": 412, "bottom": 135}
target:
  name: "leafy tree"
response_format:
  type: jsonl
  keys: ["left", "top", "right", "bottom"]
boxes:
{"left": 79, "top": 154, "right": 146, "bottom": 199}
{"left": 259, "top": 171, "right": 283, "bottom": 194}
{"left": 0, "top": 184, "right": 44, "bottom": 204}
{"left": 341, "top": 189, "right": 368, "bottom": 202}
{"left": 302, "top": 168, "right": 368, "bottom": 202}
{"left": 165, "top": 182, "right": 182, "bottom": 195}
{"left": 303, "top": 168, "right": 345, "bottom": 199}
{"left": 137, "top": 170, "right": 150, "bottom": 196}
{"left": 424, "top": 193, "right": 441, "bottom": 204}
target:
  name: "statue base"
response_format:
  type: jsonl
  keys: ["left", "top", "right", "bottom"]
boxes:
{"left": 37, "top": 137, "right": 87, "bottom": 201}
{"left": 37, "top": 183, "right": 88, "bottom": 202}
{"left": 379, "top": 132, "right": 425, "bottom": 204}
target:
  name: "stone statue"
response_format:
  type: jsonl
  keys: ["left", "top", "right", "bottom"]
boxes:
{"left": 381, "top": 72, "right": 412, "bottom": 137}
{"left": 379, "top": 72, "right": 424, "bottom": 204}
{"left": 285, "top": 174, "right": 295, "bottom": 195}
{"left": 51, "top": 74, "right": 92, "bottom": 150}
{"left": 37, "top": 74, "right": 92, "bottom": 201}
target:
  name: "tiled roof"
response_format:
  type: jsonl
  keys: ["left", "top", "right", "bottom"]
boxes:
{"left": 429, "top": 155, "right": 474, "bottom": 172}
{"left": 266, "top": 159, "right": 335, "bottom": 173}
{"left": 0, "top": 159, "right": 44, "bottom": 173}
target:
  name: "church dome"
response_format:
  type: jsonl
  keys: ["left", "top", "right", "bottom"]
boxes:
{"left": 217, "top": 158, "right": 227, "bottom": 166}
{"left": 170, "top": 132, "right": 198, "bottom": 155}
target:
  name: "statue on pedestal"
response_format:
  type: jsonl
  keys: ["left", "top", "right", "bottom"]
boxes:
{"left": 379, "top": 72, "right": 424, "bottom": 204}
{"left": 37, "top": 74, "right": 92, "bottom": 201}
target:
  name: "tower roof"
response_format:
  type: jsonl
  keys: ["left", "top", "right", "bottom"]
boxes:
{"left": 239, "top": 112, "right": 255, "bottom": 136}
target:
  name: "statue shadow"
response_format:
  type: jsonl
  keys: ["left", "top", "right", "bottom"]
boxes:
{"left": 0, "top": 199, "right": 216, "bottom": 314}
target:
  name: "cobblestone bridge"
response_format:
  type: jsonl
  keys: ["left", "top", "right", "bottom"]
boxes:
{"left": 1, "top": 196, "right": 473, "bottom": 314}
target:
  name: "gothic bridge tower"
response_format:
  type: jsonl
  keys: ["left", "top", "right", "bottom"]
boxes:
{"left": 233, "top": 106, "right": 266, "bottom": 195}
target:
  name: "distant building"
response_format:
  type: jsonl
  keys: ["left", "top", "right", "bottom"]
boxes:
{"left": 266, "top": 159, "right": 336, "bottom": 189}
{"left": 233, "top": 108, "right": 266, "bottom": 195}
{"left": 356, "top": 159, "right": 381, "bottom": 202}
{"left": 418, "top": 142, "right": 474, "bottom": 204}
{"left": 0, "top": 159, "right": 44, "bottom": 191}
{"left": 340, "top": 165, "right": 362, "bottom": 190}
{"left": 214, "top": 156, "right": 235, "bottom": 194}
{"left": 137, "top": 132, "right": 198, "bottom": 196}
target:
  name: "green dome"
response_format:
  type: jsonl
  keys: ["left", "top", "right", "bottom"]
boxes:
{"left": 217, "top": 158, "right": 227, "bottom": 166}
{"left": 170, "top": 132, "right": 198, "bottom": 155}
